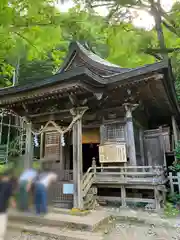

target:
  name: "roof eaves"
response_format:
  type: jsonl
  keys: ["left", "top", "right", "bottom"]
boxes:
{"left": 57, "top": 42, "right": 78, "bottom": 73}
{"left": 106, "top": 60, "right": 169, "bottom": 85}
{"left": 0, "top": 66, "right": 87, "bottom": 97}
{"left": 76, "top": 42, "right": 130, "bottom": 73}
{"left": 0, "top": 66, "right": 108, "bottom": 98}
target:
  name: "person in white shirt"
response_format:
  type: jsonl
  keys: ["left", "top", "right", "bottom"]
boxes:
{"left": 34, "top": 171, "right": 57, "bottom": 214}
{"left": 18, "top": 168, "right": 37, "bottom": 211}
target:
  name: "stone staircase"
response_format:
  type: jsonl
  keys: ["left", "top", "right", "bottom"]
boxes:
{"left": 7, "top": 209, "right": 111, "bottom": 240}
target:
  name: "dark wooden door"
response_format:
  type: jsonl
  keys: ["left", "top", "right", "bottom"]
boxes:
{"left": 143, "top": 128, "right": 165, "bottom": 166}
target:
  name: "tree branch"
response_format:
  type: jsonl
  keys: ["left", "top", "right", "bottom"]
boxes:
{"left": 91, "top": 3, "right": 114, "bottom": 8}
{"left": 13, "top": 32, "right": 41, "bottom": 53}
{"left": 145, "top": 48, "right": 180, "bottom": 54}
{"left": 147, "top": 52, "right": 163, "bottom": 60}
{"left": 162, "top": 20, "right": 180, "bottom": 37}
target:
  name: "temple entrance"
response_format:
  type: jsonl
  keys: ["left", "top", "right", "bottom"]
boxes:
{"left": 82, "top": 143, "right": 100, "bottom": 173}
{"left": 69, "top": 143, "right": 100, "bottom": 173}
{"left": 69, "top": 128, "right": 100, "bottom": 173}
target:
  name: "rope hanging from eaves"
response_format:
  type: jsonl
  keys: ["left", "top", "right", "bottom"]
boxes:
{"left": 22, "top": 108, "right": 88, "bottom": 136}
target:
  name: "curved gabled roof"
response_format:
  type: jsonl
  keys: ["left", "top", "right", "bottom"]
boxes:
{"left": 0, "top": 40, "right": 179, "bottom": 122}
{"left": 58, "top": 41, "right": 131, "bottom": 76}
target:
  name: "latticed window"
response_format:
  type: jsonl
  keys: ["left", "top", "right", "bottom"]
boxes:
{"left": 44, "top": 132, "right": 60, "bottom": 158}
{"left": 100, "top": 123, "right": 125, "bottom": 144}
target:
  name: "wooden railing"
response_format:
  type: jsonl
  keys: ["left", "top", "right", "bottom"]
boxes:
{"left": 82, "top": 165, "right": 166, "bottom": 188}
{"left": 82, "top": 167, "right": 96, "bottom": 197}
{"left": 168, "top": 172, "right": 180, "bottom": 194}
{"left": 81, "top": 165, "right": 167, "bottom": 210}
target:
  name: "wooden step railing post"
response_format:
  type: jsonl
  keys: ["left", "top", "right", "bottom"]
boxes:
{"left": 92, "top": 157, "right": 96, "bottom": 175}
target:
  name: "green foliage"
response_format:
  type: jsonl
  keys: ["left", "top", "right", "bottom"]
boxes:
{"left": 32, "top": 161, "right": 41, "bottom": 170}
{"left": 164, "top": 202, "right": 179, "bottom": 218}
{"left": 175, "top": 141, "right": 180, "bottom": 160}
{"left": 168, "top": 193, "right": 180, "bottom": 206}
{"left": 106, "top": 23, "right": 155, "bottom": 67}
{"left": 0, "top": 0, "right": 67, "bottom": 86}
{"left": 169, "top": 141, "right": 180, "bottom": 172}
{"left": 75, "top": 0, "right": 180, "bottom": 100}
{"left": 0, "top": 162, "right": 14, "bottom": 174}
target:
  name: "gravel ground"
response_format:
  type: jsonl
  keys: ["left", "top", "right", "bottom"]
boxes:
{"left": 6, "top": 222, "right": 180, "bottom": 240}
{"left": 6, "top": 230, "right": 58, "bottom": 240}
{"left": 104, "top": 221, "right": 180, "bottom": 240}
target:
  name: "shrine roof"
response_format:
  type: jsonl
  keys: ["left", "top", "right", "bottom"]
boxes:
{"left": 0, "top": 67, "right": 104, "bottom": 97}
{"left": 58, "top": 41, "right": 131, "bottom": 75}
{"left": 0, "top": 42, "right": 179, "bottom": 120}
{"left": 0, "top": 57, "right": 170, "bottom": 97}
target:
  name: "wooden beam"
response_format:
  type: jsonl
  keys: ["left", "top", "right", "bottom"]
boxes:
{"left": 172, "top": 115, "right": 178, "bottom": 146}
{"left": 30, "top": 105, "right": 125, "bottom": 119}
{"left": 97, "top": 196, "right": 155, "bottom": 204}
{"left": 29, "top": 109, "right": 70, "bottom": 118}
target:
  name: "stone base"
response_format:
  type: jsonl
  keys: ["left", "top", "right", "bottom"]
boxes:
{"left": 8, "top": 209, "right": 110, "bottom": 232}
{"left": 8, "top": 223, "right": 104, "bottom": 240}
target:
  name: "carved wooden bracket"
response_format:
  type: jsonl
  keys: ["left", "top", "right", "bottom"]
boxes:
{"left": 123, "top": 103, "right": 139, "bottom": 118}
{"left": 93, "top": 92, "right": 103, "bottom": 100}
{"left": 70, "top": 106, "right": 89, "bottom": 117}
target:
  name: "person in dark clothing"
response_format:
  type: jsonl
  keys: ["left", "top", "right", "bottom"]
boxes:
{"left": 0, "top": 170, "right": 16, "bottom": 240}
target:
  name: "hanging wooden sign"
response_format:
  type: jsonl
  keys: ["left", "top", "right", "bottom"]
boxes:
{"left": 99, "top": 143, "right": 127, "bottom": 163}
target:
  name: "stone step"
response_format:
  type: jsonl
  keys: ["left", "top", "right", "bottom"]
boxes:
{"left": 8, "top": 222, "right": 104, "bottom": 240}
{"left": 8, "top": 210, "right": 110, "bottom": 232}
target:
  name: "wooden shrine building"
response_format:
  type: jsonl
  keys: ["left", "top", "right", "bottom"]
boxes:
{"left": 0, "top": 42, "right": 179, "bottom": 210}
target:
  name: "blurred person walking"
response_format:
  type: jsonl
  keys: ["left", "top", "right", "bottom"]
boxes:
{"left": 18, "top": 168, "right": 37, "bottom": 211}
{"left": 34, "top": 170, "right": 57, "bottom": 215}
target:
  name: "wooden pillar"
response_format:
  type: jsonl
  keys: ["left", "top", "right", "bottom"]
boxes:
{"left": 40, "top": 125, "right": 44, "bottom": 159}
{"left": 65, "top": 133, "right": 71, "bottom": 170}
{"left": 154, "top": 187, "right": 161, "bottom": 211}
{"left": 139, "top": 129, "right": 145, "bottom": 166}
{"left": 172, "top": 116, "right": 178, "bottom": 147}
{"left": 121, "top": 186, "right": 126, "bottom": 208}
{"left": 60, "top": 137, "right": 64, "bottom": 169}
{"left": 124, "top": 104, "right": 137, "bottom": 166}
{"left": 25, "top": 122, "right": 33, "bottom": 169}
{"left": 71, "top": 107, "right": 87, "bottom": 209}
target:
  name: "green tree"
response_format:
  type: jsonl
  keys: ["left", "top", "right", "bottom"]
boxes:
{"left": 13, "top": 7, "right": 109, "bottom": 85}
{"left": 71, "top": 0, "right": 180, "bottom": 98}
{"left": 0, "top": 0, "right": 65, "bottom": 85}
